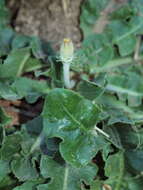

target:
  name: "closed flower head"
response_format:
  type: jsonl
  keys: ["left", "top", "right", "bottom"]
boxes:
{"left": 60, "top": 38, "right": 74, "bottom": 64}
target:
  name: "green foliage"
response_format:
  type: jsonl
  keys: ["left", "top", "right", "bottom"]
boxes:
{"left": 42, "top": 88, "right": 105, "bottom": 167}
{"left": 39, "top": 155, "right": 98, "bottom": 190}
{"left": 0, "top": 0, "right": 143, "bottom": 189}
{"left": 79, "top": 0, "right": 143, "bottom": 73}
{"left": 11, "top": 156, "right": 39, "bottom": 181}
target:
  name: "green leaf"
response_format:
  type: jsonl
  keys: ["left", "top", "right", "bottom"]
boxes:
{"left": 116, "top": 35, "right": 136, "bottom": 56}
{"left": 12, "top": 179, "right": 44, "bottom": 190}
{"left": 131, "top": 0, "right": 143, "bottom": 14}
{"left": 106, "top": 72, "right": 143, "bottom": 107}
{"left": 106, "top": 17, "right": 143, "bottom": 53}
{"left": 79, "top": 0, "right": 143, "bottom": 74}
{"left": 30, "top": 37, "right": 46, "bottom": 59}
{"left": 80, "top": 0, "right": 143, "bottom": 39}
{"left": 0, "top": 160, "right": 10, "bottom": 182}
{"left": 0, "top": 133, "right": 22, "bottom": 161}
{"left": 0, "top": 82, "right": 20, "bottom": 100}
{"left": 90, "top": 180, "right": 102, "bottom": 190}
{"left": 112, "top": 125, "right": 143, "bottom": 150}
{"left": 104, "top": 152, "right": 125, "bottom": 189}
{"left": 97, "top": 94, "right": 143, "bottom": 124}
{"left": 127, "top": 177, "right": 143, "bottom": 190}
{"left": 38, "top": 155, "right": 98, "bottom": 190}
{"left": 80, "top": 0, "right": 108, "bottom": 37}
{"left": 0, "top": 48, "right": 30, "bottom": 78}
{"left": 77, "top": 80, "right": 104, "bottom": 100}
{"left": 11, "top": 34, "right": 31, "bottom": 49}
{"left": 0, "top": 77, "right": 49, "bottom": 102}
{"left": 78, "top": 34, "right": 114, "bottom": 73}
{"left": 11, "top": 156, "right": 39, "bottom": 181}
{"left": 0, "top": 175, "right": 17, "bottom": 190}
{"left": 125, "top": 150, "right": 143, "bottom": 174}
{"left": 23, "top": 116, "right": 43, "bottom": 136}
{"left": 91, "top": 176, "right": 143, "bottom": 190}
{"left": 104, "top": 151, "right": 143, "bottom": 190}
{"left": 42, "top": 88, "right": 107, "bottom": 166}
{"left": 11, "top": 77, "right": 49, "bottom": 103}
{"left": 0, "top": 28, "right": 14, "bottom": 56}
{"left": 105, "top": 151, "right": 124, "bottom": 178}
{"left": 0, "top": 0, "right": 10, "bottom": 28}
{"left": 12, "top": 182, "right": 37, "bottom": 190}
{"left": 23, "top": 57, "right": 44, "bottom": 73}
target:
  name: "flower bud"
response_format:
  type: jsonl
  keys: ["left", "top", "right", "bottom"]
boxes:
{"left": 60, "top": 38, "right": 74, "bottom": 64}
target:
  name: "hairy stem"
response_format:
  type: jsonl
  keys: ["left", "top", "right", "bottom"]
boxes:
{"left": 63, "top": 63, "right": 71, "bottom": 88}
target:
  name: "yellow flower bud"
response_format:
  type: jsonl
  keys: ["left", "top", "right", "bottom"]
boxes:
{"left": 60, "top": 38, "right": 74, "bottom": 64}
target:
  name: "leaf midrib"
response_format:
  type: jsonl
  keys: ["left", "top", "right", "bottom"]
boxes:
{"left": 62, "top": 103, "right": 86, "bottom": 132}
{"left": 62, "top": 165, "right": 69, "bottom": 190}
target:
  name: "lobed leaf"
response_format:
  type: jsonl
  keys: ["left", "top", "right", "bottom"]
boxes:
{"left": 42, "top": 88, "right": 107, "bottom": 166}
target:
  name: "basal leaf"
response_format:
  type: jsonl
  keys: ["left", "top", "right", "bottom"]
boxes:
{"left": 77, "top": 34, "right": 114, "bottom": 73}
{"left": 106, "top": 72, "right": 143, "bottom": 107}
{"left": 0, "top": 160, "right": 10, "bottom": 182}
{"left": 12, "top": 182, "right": 37, "bottom": 190}
{"left": 11, "top": 34, "right": 31, "bottom": 49}
{"left": 42, "top": 88, "right": 107, "bottom": 166}
{"left": 79, "top": 0, "right": 143, "bottom": 74}
{"left": 117, "top": 34, "right": 136, "bottom": 56}
{"left": 11, "top": 156, "right": 39, "bottom": 181}
{"left": 97, "top": 94, "right": 143, "bottom": 125}
{"left": 0, "top": 48, "right": 30, "bottom": 78}
{"left": 0, "top": 82, "right": 20, "bottom": 100}
{"left": 125, "top": 150, "right": 143, "bottom": 174}
{"left": 23, "top": 58, "right": 44, "bottom": 73}
{"left": 131, "top": 0, "right": 143, "bottom": 14}
{"left": 0, "top": 0, "right": 10, "bottom": 28}
{"left": 0, "top": 133, "right": 22, "bottom": 161}
{"left": 127, "top": 177, "right": 143, "bottom": 190}
{"left": 0, "top": 27, "right": 14, "bottom": 56}
{"left": 30, "top": 37, "right": 46, "bottom": 59}
{"left": 90, "top": 180, "right": 103, "bottom": 190}
{"left": 12, "top": 179, "right": 44, "bottom": 190}
{"left": 77, "top": 80, "right": 104, "bottom": 100}
{"left": 104, "top": 151, "right": 125, "bottom": 189}
{"left": 114, "top": 125, "right": 143, "bottom": 150}
{"left": 0, "top": 77, "right": 49, "bottom": 102}
{"left": 106, "top": 17, "right": 143, "bottom": 55}
{"left": 23, "top": 116, "right": 43, "bottom": 136}
{"left": 39, "top": 155, "right": 98, "bottom": 190}
{"left": 80, "top": 0, "right": 143, "bottom": 39}
{"left": 104, "top": 151, "right": 143, "bottom": 190}
{"left": 11, "top": 77, "right": 49, "bottom": 103}
{"left": 80, "top": 0, "right": 108, "bottom": 37}
{"left": 0, "top": 175, "right": 17, "bottom": 190}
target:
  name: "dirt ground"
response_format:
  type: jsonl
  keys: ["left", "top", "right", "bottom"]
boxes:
{"left": 7, "top": 0, "right": 83, "bottom": 50}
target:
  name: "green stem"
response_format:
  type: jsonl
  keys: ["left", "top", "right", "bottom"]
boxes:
{"left": 63, "top": 62, "right": 71, "bottom": 88}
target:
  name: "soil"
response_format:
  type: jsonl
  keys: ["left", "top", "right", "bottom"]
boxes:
{"left": 7, "top": 0, "right": 83, "bottom": 50}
